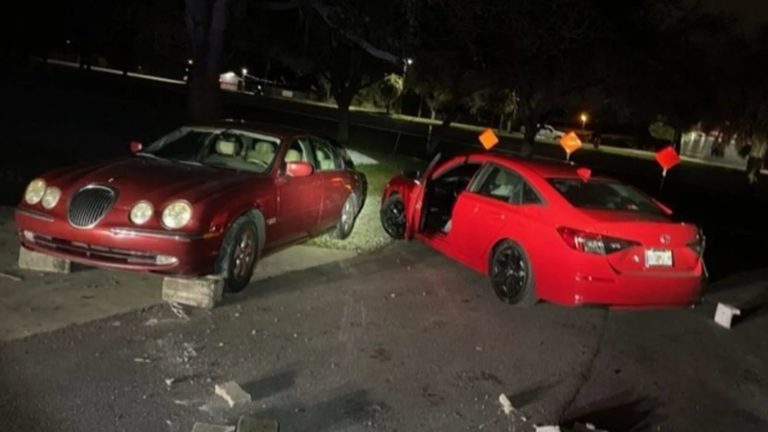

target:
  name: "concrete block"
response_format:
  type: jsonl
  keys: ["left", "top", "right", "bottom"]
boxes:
{"left": 162, "top": 276, "right": 223, "bottom": 309}
{"left": 236, "top": 416, "right": 279, "bottom": 432}
{"left": 214, "top": 381, "right": 252, "bottom": 408}
{"left": 714, "top": 303, "right": 741, "bottom": 329}
{"left": 534, "top": 426, "right": 561, "bottom": 432}
{"left": 191, "top": 422, "right": 235, "bottom": 432}
{"left": 18, "top": 246, "right": 71, "bottom": 273}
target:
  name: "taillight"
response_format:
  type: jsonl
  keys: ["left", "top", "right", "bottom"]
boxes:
{"left": 687, "top": 229, "right": 706, "bottom": 256}
{"left": 557, "top": 227, "right": 640, "bottom": 255}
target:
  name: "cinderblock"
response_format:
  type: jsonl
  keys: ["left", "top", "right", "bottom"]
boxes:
{"left": 18, "top": 247, "right": 71, "bottom": 273}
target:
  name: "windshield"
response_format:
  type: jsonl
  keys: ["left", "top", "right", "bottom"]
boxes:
{"left": 141, "top": 127, "right": 281, "bottom": 174}
{"left": 548, "top": 178, "right": 664, "bottom": 216}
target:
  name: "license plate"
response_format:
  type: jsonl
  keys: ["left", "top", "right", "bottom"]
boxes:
{"left": 645, "top": 249, "right": 673, "bottom": 267}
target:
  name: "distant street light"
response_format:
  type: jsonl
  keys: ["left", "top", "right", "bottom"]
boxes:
{"left": 403, "top": 58, "right": 413, "bottom": 75}
{"left": 580, "top": 112, "right": 589, "bottom": 129}
{"left": 242, "top": 67, "right": 248, "bottom": 77}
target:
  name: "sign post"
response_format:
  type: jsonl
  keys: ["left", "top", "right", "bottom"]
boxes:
{"left": 655, "top": 145, "right": 681, "bottom": 192}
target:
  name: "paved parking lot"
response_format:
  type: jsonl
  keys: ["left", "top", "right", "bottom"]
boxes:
{"left": 1, "top": 236, "right": 766, "bottom": 431}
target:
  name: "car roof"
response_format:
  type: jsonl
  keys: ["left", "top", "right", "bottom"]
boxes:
{"left": 470, "top": 152, "right": 603, "bottom": 179}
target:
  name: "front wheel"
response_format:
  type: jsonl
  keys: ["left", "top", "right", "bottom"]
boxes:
{"left": 216, "top": 217, "right": 259, "bottom": 293}
{"left": 490, "top": 240, "right": 537, "bottom": 306}
{"left": 380, "top": 195, "right": 406, "bottom": 239}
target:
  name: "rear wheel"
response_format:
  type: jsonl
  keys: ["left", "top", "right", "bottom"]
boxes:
{"left": 216, "top": 217, "right": 259, "bottom": 293}
{"left": 380, "top": 194, "right": 406, "bottom": 239}
{"left": 490, "top": 240, "right": 537, "bottom": 306}
{"left": 330, "top": 194, "right": 358, "bottom": 240}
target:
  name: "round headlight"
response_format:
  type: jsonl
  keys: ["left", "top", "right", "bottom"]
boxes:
{"left": 161, "top": 200, "right": 192, "bottom": 229}
{"left": 41, "top": 187, "right": 62, "bottom": 209}
{"left": 24, "top": 178, "right": 47, "bottom": 205}
{"left": 130, "top": 201, "right": 154, "bottom": 225}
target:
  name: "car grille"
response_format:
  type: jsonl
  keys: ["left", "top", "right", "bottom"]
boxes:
{"left": 26, "top": 233, "right": 161, "bottom": 265}
{"left": 68, "top": 185, "right": 117, "bottom": 228}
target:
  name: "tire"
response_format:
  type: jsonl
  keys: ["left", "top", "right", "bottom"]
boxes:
{"left": 216, "top": 216, "right": 259, "bottom": 293}
{"left": 330, "top": 194, "right": 358, "bottom": 240}
{"left": 380, "top": 194, "right": 406, "bottom": 239}
{"left": 489, "top": 240, "right": 537, "bottom": 306}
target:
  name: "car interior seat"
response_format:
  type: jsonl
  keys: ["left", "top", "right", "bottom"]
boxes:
{"left": 285, "top": 149, "right": 303, "bottom": 162}
{"left": 489, "top": 170, "right": 514, "bottom": 199}
{"left": 246, "top": 141, "right": 276, "bottom": 165}
{"left": 316, "top": 149, "right": 335, "bottom": 170}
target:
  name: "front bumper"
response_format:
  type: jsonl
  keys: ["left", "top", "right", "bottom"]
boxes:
{"left": 15, "top": 207, "right": 223, "bottom": 275}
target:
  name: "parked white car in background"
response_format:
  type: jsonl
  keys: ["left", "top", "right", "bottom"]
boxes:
{"left": 520, "top": 124, "right": 566, "bottom": 142}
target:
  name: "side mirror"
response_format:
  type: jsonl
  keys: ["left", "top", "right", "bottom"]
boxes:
{"left": 286, "top": 161, "right": 314, "bottom": 177}
{"left": 130, "top": 141, "right": 143, "bottom": 153}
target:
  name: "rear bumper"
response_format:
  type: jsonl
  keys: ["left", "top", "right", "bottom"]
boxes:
{"left": 565, "top": 266, "right": 703, "bottom": 307}
{"left": 15, "top": 208, "right": 222, "bottom": 275}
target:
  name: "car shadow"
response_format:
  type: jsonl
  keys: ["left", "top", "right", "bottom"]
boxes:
{"left": 562, "top": 391, "right": 663, "bottom": 432}
{"left": 242, "top": 369, "right": 298, "bottom": 402}
{"left": 244, "top": 388, "right": 389, "bottom": 432}
{"left": 508, "top": 380, "right": 559, "bottom": 409}
{"left": 733, "top": 289, "right": 768, "bottom": 327}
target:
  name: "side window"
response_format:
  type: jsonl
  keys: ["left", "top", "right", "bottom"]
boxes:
{"left": 475, "top": 165, "right": 542, "bottom": 205}
{"left": 284, "top": 138, "right": 311, "bottom": 164}
{"left": 312, "top": 138, "right": 341, "bottom": 171}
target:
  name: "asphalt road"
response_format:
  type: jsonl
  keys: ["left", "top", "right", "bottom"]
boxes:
{"left": 1, "top": 241, "right": 766, "bottom": 432}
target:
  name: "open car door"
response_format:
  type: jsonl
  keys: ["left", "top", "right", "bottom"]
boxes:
{"left": 404, "top": 153, "right": 443, "bottom": 239}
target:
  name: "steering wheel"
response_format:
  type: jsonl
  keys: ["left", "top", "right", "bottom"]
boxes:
{"left": 247, "top": 158, "right": 269, "bottom": 168}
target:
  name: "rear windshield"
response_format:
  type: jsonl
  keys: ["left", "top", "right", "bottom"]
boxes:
{"left": 548, "top": 178, "right": 664, "bottom": 216}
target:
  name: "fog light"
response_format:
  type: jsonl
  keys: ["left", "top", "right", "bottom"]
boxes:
{"left": 23, "top": 230, "right": 34, "bottom": 241}
{"left": 156, "top": 255, "right": 178, "bottom": 265}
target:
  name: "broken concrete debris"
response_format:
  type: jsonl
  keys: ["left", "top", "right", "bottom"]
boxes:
{"left": 714, "top": 302, "right": 740, "bottom": 329}
{"left": 236, "top": 416, "right": 280, "bottom": 432}
{"left": 162, "top": 275, "right": 223, "bottom": 309}
{"left": 190, "top": 416, "right": 279, "bottom": 432}
{"left": 191, "top": 422, "right": 235, "bottom": 432}
{"left": 498, "top": 393, "right": 514, "bottom": 415}
{"left": 498, "top": 393, "right": 528, "bottom": 421}
{"left": 0, "top": 271, "right": 22, "bottom": 282}
{"left": 214, "top": 381, "right": 252, "bottom": 408}
{"left": 168, "top": 301, "right": 190, "bottom": 320}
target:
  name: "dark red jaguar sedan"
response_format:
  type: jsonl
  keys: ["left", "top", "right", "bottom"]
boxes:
{"left": 15, "top": 120, "right": 365, "bottom": 292}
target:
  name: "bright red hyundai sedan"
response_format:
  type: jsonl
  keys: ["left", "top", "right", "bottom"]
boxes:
{"left": 380, "top": 153, "right": 705, "bottom": 307}
{"left": 16, "top": 120, "right": 365, "bottom": 292}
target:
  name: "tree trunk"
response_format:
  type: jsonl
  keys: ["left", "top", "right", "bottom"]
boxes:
{"left": 335, "top": 90, "right": 353, "bottom": 144}
{"left": 185, "top": 0, "right": 231, "bottom": 122}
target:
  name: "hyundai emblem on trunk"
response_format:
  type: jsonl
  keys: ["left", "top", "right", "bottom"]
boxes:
{"left": 660, "top": 234, "right": 671, "bottom": 245}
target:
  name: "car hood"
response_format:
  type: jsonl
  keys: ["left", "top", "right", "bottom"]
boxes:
{"left": 44, "top": 157, "right": 267, "bottom": 208}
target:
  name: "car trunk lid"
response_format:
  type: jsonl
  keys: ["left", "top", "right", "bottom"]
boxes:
{"left": 580, "top": 209, "right": 701, "bottom": 274}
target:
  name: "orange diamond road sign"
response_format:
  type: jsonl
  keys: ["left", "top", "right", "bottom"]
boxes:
{"left": 656, "top": 145, "right": 680, "bottom": 173}
{"left": 559, "top": 132, "right": 582, "bottom": 155}
{"left": 478, "top": 128, "right": 499, "bottom": 150}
